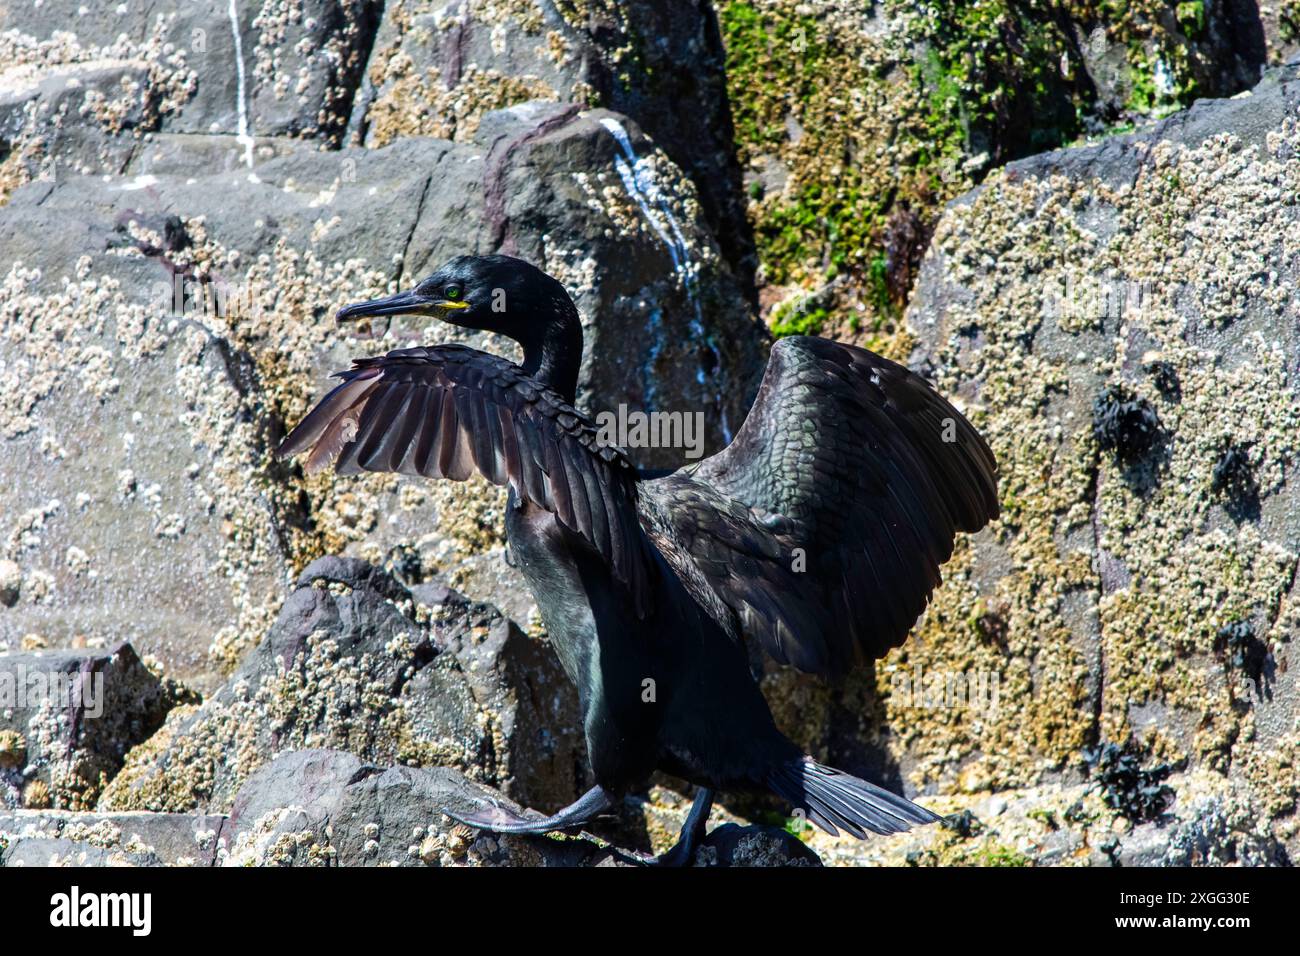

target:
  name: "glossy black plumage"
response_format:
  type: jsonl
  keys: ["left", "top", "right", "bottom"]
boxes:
{"left": 278, "top": 255, "right": 999, "bottom": 858}
{"left": 642, "top": 336, "right": 999, "bottom": 676}
{"left": 279, "top": 344, "right": 652, "bottom": 612}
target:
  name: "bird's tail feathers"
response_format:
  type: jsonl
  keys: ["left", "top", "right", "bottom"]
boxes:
{"left": 767, "top": 757, "right": 939, "bottom": 838}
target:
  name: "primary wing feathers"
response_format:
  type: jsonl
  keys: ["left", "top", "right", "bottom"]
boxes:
{"left": 278, "top": 344, "right": 649, "bottom": 610}
{"left": 642, "top": 336, "right": 998, "bottom": 677}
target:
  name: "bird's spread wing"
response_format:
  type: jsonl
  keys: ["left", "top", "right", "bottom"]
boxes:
{"left": 278, "top": 345, "right": 651, "bottom": 610}
{"left": 639, "top": 336, "right": 999, "bottom": 677}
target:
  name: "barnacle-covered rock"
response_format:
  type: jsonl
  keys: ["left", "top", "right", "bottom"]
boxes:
{"left": 222, "top": 748, "right": 819, "bottom": 866}
{"left": 98, "top": 557, "right": 584, "bottom": 815}
{"left": 0, "top": 643, "right": 185, "bottom": 810}
{"left": 0, "top": 1, "right": 381, "bottom": 201}
{"left": 885, "top": 62, "right": 1300, "bottom": 864}
{"left": 0, "top": 808, "right": 226, "bottom": 866}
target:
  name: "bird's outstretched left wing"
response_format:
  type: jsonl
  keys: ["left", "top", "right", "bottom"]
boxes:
{"left": 278, "top": 345, "right": 651, "bottom": 609}
{"left": 639, "top": 336, "right": 998, "bottom": 677}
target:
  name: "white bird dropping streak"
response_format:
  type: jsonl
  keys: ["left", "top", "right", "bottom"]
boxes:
{"left": 599, "top": 117, "right": 704, "bottom": 332}
{"left": 600, "top": 117, "right": 731, "bottom": 444}
{"left": 228, "top": 0, "right": 255, "bottom": 168}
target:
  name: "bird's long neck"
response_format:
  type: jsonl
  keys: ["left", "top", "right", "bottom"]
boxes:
{"left": 519, "top": 302, "right": 583, "bottom": 404}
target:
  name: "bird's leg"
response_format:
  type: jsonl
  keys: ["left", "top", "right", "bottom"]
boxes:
{"left": 650, "top": 787, "right": 714, "bottom": 867}
{"left": 445, "top": 784, "right": 618, "bottom": 835}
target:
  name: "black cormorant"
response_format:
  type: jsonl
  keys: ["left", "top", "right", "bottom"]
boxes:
{"left": 279, "top": 254, "right": 999, "bottom": 864}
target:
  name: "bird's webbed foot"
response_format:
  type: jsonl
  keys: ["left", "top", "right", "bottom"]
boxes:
{"left": 444, "top": 784, "right": 617, "bottom": 835}
{"left": 646, "top": 787, "right": 714, "bottom": 867}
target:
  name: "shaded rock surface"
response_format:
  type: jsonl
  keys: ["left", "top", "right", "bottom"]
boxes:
{"left": 0, "top": 643, "right": 183, "bottom": 810}
{"left": 99, "top": 556, "right": 584, "bottom": 815}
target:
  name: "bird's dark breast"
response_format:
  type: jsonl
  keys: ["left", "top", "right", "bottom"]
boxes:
{"left": 505, "top": 492, "right": 663, "bottom": 790}
{"left": 505, "top": 491, "right": 794, "bottom": 794}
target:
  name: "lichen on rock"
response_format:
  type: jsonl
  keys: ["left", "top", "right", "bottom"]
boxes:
{"left": 894, "top": 66, "right": 1300, "bottom": 861}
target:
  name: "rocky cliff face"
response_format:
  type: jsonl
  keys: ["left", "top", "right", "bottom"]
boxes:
{"left": 872, "top": 65, "right": 1299, "bottom": 866}
{"left": 1, "top": 1, "right": 1297, "bottom": 866}
{"left": 716, "top": 1, "right": 1274, "bottom": 332}
{"left": 0, "top": 0, "right": 765, "bottom": 692}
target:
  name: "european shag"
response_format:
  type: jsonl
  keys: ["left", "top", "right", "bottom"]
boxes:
{"left": 279, "top": 254, "right": 999, "bottom": 864}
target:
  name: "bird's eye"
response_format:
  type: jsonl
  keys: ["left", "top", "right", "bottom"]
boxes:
{"left": 444, "top": 284, "right": 463, "bottom": 300}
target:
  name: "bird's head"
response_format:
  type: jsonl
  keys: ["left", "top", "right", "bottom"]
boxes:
{"left": 337, "top": 254, "right": 584, "bottom": 399}
{"left": 336, "top": 254, "right": 578, "bottom": 342}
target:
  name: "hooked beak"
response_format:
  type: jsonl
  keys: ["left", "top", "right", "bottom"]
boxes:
{"left": 335, "top": 289, "right": 470, "bottom": 323}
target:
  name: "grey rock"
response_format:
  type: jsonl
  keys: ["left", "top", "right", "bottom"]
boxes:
{"left": 99, "top": 557, "right": 584, "bottom": 816}
{"left": 232, "top": 554, "right": 427, "bottom": 687}
{"left": 1160, "top": 796, "right": 1292, "bottom": 866}
{"left": 223, "top": 748, "right": 822, "bottom": 866}
{"left": 0, "top": 837, "right": 148, "bottom": 866}
{"left": 224, "top": 748, "right": 628, "bottom": 866}
{"left": 224, "top": 748, "right": 372, "bottom": 832}
{"left": 0, "top": 643, "right": 180, "bottom": 810}
{"left": 1107, "top": 797, "right": 1292, "bottom": 868}
{"left": 0, "top": 0, "right": 742, "bottom": 320}
{"left": 0, "top": 0, "right": 381, "bottom": 166}
{"left": 0, "top": 62, "right": 150, "bottom": 189}
{"left": 0, "top": 809, "right": 226, "bottom": 866}
{"left": 458, "top": 103, "right": 763, "bottom": 450}
{"left": 1108, "top": 821, "right": 1173, "bottom": 867}
{"left": 410, "top": 587, "right": 585, "bottom": 812}
{"left": 692, "top": 822, "right": 822, "bottom": 867}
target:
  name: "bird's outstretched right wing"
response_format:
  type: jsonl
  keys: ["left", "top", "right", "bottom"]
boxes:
{"left": 278, "top": 344, "right": 651, "bottom": 611}
{"left": 640, "top": 336, "right": 998, "bottom": 677}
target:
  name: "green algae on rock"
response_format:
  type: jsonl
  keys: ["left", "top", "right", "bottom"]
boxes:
{"left": 716, "top": 0, "right": 1266, "bottom": 341}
